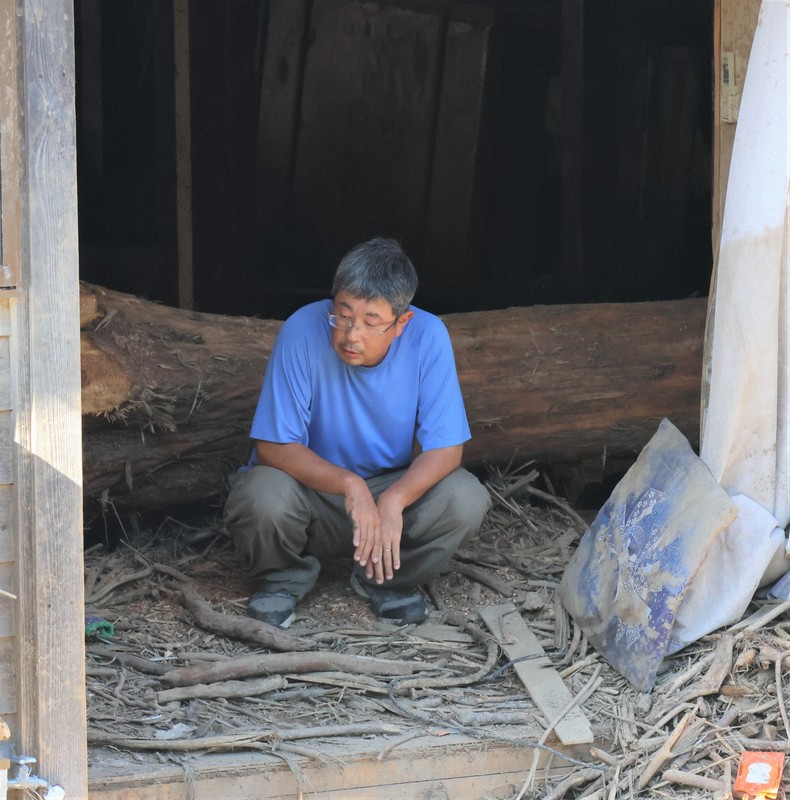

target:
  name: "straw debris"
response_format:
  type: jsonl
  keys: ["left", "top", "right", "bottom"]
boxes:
{"left": 85, "top": 465, "right": 790, "bottom": 798}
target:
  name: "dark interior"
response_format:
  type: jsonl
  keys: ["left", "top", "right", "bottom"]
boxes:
{"left": 75, "top": 0, "right": 713, "bottom": 321}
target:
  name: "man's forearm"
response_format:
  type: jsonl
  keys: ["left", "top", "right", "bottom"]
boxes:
{"left": 379, "top": 445, "right": 463, "bottom": 511}
{"left": 255, "top": 440, "right": 363, "bottom": 496}
{"left": 255, "top": 440, "right": 463, "bottom": 509}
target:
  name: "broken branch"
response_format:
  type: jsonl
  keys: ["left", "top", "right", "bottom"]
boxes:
{"left": 161, "top": 651, "right": 419, "bottom": 687}
{"left": 180, "top": 583, "right": 314, "bottom": 652}
{"left": 156, "top": 675, "right": 288, "bottom": 703}
{"left": 87, "top": 721, "right": 404, "bottom": 752}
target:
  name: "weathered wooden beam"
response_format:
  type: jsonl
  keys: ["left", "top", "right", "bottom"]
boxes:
{"left": 173, "top": 0, "right": 194, "bottom": 310}
{"left": 88, "top": 734, "right": 582, "bottom": 800}
{"left": 8, "top": 0, "right": 87, "bottom": 794}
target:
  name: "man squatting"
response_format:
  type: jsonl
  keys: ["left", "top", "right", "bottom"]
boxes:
{"left": 224, "top": 237, "right": 491, "bottom": 628}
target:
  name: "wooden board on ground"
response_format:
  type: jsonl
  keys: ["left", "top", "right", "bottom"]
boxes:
{"left": 88, "top": 732, "right": 585, "bottom": 800}
{"left": 478, "top": 602, "right": 594, "bottom": 746}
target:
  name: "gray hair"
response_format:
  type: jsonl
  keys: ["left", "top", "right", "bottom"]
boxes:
{"left": 331, "top": 238, "right": 418, "bottom": 318}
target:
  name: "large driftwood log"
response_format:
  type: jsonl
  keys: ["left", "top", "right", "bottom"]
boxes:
{"left": 80, "top": 283, "right": 706, "bottom": 511}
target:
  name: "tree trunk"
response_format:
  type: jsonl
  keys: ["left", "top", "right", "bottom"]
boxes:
{"left": 80, "top": 283, "right": 706, "bottom": 511}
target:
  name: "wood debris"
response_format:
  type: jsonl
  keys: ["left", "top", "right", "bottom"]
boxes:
{"left": 85, "top": 466, "right": 790, "bottom": 798}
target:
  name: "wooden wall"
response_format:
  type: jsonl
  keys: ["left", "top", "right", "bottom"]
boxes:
{"left": 75, "top": 0, "right": 717, "bottom": 319}
{"left": 194, "top": 0, "right": 495, "bottom": 316}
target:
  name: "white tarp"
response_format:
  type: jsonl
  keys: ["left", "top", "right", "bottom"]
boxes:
{"left": 676, "top": 0, "right": 790, "bottom": 642}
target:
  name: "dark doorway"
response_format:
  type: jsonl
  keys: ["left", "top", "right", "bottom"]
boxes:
{"left": 75, "top": 0, "right": 713, "bottom": 319}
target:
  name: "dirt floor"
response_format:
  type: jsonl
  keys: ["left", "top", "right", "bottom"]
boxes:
{"left": 84, "top": 467, "right": 790, "bottom": 799}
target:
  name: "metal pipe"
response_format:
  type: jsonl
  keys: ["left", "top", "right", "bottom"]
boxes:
{"left": 7, "top": 756, "right": 64, "bottom": 799}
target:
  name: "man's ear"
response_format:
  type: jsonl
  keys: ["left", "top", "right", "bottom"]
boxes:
{"left": 395, "top": 310, "right": 415, "bottom": 336}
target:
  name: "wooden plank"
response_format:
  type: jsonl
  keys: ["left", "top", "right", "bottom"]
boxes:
{"left": 0, "top": 485, "right": 12, "bottom": 563}
{"left": 0, "top": 638, "right": 15, "bottom": 715}
{"left": 0, "top": 337, "right": 9, "bottom": 413}
{"left": 654, "top": 47, "right": 702, "bottom": 228}
{"left": 0, "top": 0, "right": 21, "bottom": 287}
{"left": 559, "top": 0, "right": 584, "bottom": 290}
{"left": 89, "top": 734, "right": 583, "bottom": 800}
{"left": 0, "top": 337, "right": 10, "bottom": 411}
{"left": 255, "top": 0, "right": 310, "bottom": 237}
{"left": 76, "top": 0, "right": 104, "bottom": 207}
{"left": 0, "top": 485, "right": 13, "bottom": 564}
{"left": 0, "top": 1, "right": 18, "bottom": 745}
{"left": 0, "top": 414, "right": 10, "bottom": 485}
{"left": 478, "top": 602, "right": 594, "bottom": 746}
{"left": 423, "top": 10, "right": 491, "bottom": 300}
{"left": 0, "top": 299, "right": 10, "bottom": 336}
{"left": 292, "top": 0, "right": 443, "bottom": 262}
{"left": 0, "top": 563, "right": 14, "bottom": 637}
{"left": 173, "top": 0, "right": 194, "bottom": 311}
{"left": 10, "top": 0, "right": 87, "bottom": 794}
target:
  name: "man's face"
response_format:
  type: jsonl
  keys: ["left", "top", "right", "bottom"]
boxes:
{"left": 330, "top": 290, "right": 413, "bottom": 367}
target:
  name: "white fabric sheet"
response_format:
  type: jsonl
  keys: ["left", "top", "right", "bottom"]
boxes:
{"left": 700, "top": 0, "right": 790, "bottom": 528}
{"left": 675, "top": 0, "right": 790, "bottom": 639}
{"left": 670, "top": 495, "right": 785, "bottom": 649}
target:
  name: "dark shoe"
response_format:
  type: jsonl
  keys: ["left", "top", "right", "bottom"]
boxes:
{"left": 350, "top": 572, "right": 428, "bottom": 624}
{"left": 247, "top": 590, "right": 297, "bottom": 629}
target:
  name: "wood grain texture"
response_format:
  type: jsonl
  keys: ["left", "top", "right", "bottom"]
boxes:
{"left": 173, "top": 0, "right": 194, "bottom": 310}
{"left": 0, "top": 300, "right": 10, "bottom": 337}
{"left": 0, "top": 1, "right": 17, "bottom": 737}
{"left": 88, "top": 733, "right": 585, "bottom": 800}
{"left": 0, "top": 486, "right": 13, "bottom": 563}
{"left": 0, "top": 564, "right": 14, "bottom": 638}
{"left": 0, "top": 639, "right": 15, "bottom": 715}
{"left": 423, "top": 12, "right": 491, "bottom": 295}
{"left": 10, "top": 1, "right": 87, "bottom": 794}
{"left": 292, "top": 0, "right": 443, "bottom": 258}
{"left": 255, "top": 0, "right": 310, "bottom": 237}
{"left": 80, "top": 282, "right": 706, "bottom": 510}
{"left": 0, "top": 0, "right": 20, "bottom": 287}
{"left": 478, "top": 602, "right": 594, "bottom": 746}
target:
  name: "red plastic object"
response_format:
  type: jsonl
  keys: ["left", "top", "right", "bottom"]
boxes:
{"left": 733, "top": 751, "right": 785, "bottom": 799}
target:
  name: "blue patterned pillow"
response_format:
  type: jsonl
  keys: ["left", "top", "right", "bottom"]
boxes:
{"left": 559, "top": 418, "right": 737, "bottom": 692}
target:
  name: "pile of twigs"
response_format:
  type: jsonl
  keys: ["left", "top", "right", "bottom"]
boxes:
{"left": 84, "top": 465, "right": 790, "bottom": 798}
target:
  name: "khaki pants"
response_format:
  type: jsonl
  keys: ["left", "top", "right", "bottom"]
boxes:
{"left": 224, "top": 466, "right": 491, "bottom": 598}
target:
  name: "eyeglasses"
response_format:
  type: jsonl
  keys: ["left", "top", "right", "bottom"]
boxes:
{"left": 327, "top": 313, "right": 399, "bottom": 338}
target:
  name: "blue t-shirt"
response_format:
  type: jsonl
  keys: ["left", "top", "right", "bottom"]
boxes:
{"left": 246, "top": 299, "right": 471, "bottom": 478}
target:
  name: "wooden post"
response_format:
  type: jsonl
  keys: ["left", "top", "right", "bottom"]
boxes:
{"left": 423, "top": 9, "right": 492, "bottom": 303}
{"left": 560, "top": 0, "right": 584, "bottom": 293}
{"left": 6, "top": 0, "right": 87, "bottom": 795}
{"left": 174, "top": 0, "right": 194, "bottom": 310}
{"left": 76, "top": 0, "right": 103, "bottom": 212}
{"left": 0, "top": 0, "right": 21, "bottom": 289}
{"left": 0, "top": 0, "right": 23, "bottom": 747}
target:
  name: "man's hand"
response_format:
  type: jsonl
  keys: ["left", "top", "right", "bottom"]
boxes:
{"left": 256, "top": 440, "right": 390, "bottom": 578}
{"left": 255, "top": 440, "right": 463, "bottom": 584}
{"left": 353, "top": 491, "right": 404, "bottom": 584}
{"left": 366, "top": 445, "right": 464, "bottom": 584}
{"left": 345, "top": 478, "right": 383, "bottom": 577}
{"left": 375, "top": 496, "right": 405, "bottom": 582}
